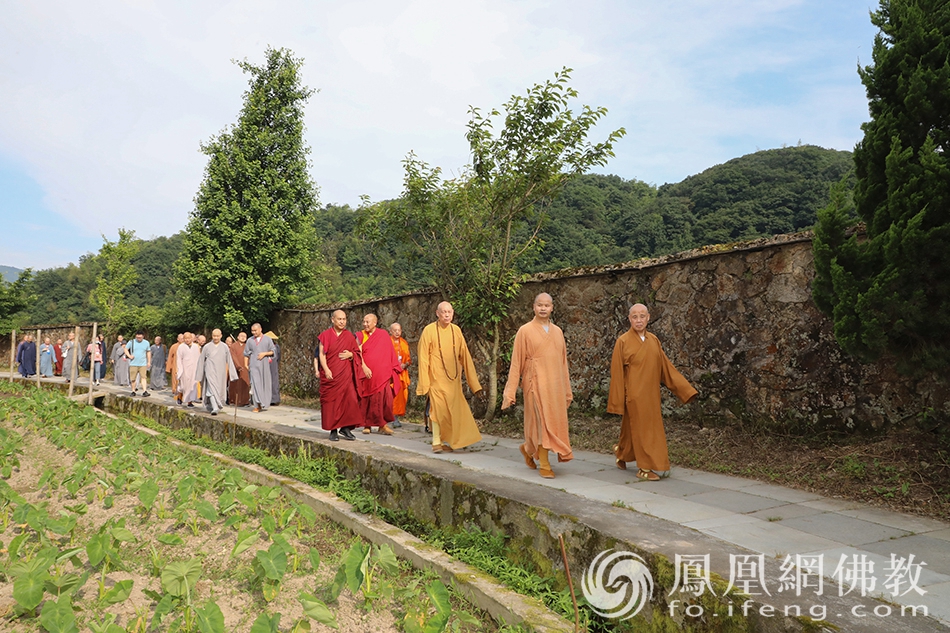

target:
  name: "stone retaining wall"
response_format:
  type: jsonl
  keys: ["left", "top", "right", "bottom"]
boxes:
{"left": 272, "top": 232, "right": 948, "bottom": 434}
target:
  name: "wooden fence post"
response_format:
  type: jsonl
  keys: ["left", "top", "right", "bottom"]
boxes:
{"left": 8, "top": 330, "right": 14, "bottom": 380}
{"left": 88, "top": 323, "right": 98, "bottom": 406}
{"left": 68, "top": 326, "right": 80, "bottom": 398}
{"left": 35, "top": 329, "right": 42, "bottom": 388}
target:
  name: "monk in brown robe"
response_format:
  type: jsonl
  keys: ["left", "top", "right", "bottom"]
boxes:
{"left": 607, "top": 303, "right": 697, "bottom": 481}
{"left": 416, "top": 301, "right": 482, "bottom": 453}
{"left": 389, "top": 322, "right": 411, "bottom": 427}
{"left": 356, "top": 314, "right": 401, "bottom": 435}
{"left": 317, "top": 310, "right": 361, "bottom": 441}
{"left": 502, "top": 293, "right": 573, "bottom": 479}
{"left": 167, "top": 333, "right": 183, "bottom": 403}
{"left": 228, "top": 332, "right": 251, "bottom": 407}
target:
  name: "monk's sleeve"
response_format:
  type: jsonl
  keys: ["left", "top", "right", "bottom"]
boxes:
{"left": 659, "top": 346, "right": 698, "bottom": 404}
{"left": 606, "top": 338, "right": 626, "bottom": 415}
{"left": 195, "top": 348, "right": 206, "bottom": 384}
{"left": 561, "top": 331, "right": 573, "bottom": 404}
{"left": 416, "top": 329, "right": 430, "bottom": 396}
{"left": 177, "top": 346, "right": 185, "bottom": 380}
{"left": 502, "top": 329, "right": 525, "bottom": 404}
{"left": 403, "top": 340, "right": 411, "bottom": 366}
{"left": 226, "top": 347, "right": 238, "bottom": 382}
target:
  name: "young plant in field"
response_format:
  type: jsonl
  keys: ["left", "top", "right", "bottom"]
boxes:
{"left": 297, "top": 590, "right": 339, "bottom": 629}
{"left": 87, "top": 613, "right": 124, "bottom": 633}
{"left": 9, "top": 547, "right": 56, "bottom": 616}
{"left": 402, "top": 579, "right": 453, "bottom": 633}
{"left": 250, "top": 612, "right": 282, "bottom": 633}
{"left": 39, "top": 593, "right": 79, "bottom": 633}
{"left": 341, "top": 540, "right": 400, "bottom": 604}
{"left": 252, "top": 542, "right": 288, "bottom": 602}
{"left": 157, "top": 557, "right": 205, "bottom": 631}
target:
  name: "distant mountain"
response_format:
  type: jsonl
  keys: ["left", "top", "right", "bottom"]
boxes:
{"left": 523, "top": 145, "right": 854, "bottom": 271}
{"left": 1, "top": 265, "right": 23, "bottom": 283}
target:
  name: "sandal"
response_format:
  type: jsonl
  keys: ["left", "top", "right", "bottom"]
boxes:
{"left": 520, "top": 445, "right": 537, "bottom": 470}
{"left": 613, "top": 445, "right": 626, "bottom": 470}
{"left": 637, "top": 469, "right": 660, "bottom": 482}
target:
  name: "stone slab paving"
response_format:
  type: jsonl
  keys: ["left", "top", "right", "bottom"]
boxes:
{"left": 8, "top": 373, "right": 950, "bottom": 628}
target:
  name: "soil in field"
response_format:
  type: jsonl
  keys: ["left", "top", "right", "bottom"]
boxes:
{"left": 0, "top": 408, "right": 496, "bottom": 633}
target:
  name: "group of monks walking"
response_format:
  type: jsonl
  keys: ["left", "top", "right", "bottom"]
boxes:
{"left": 13, "top": 294, "right": 696, "bottom": 481}
{"left": 314, "top": 294, "right": 695, "bottom": 482}
{"left": 165, "top": 324, "right": 280, "bottom": 415}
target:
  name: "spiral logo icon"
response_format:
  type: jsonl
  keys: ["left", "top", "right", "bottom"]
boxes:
{"left": 582, "top": 549, "right": 654, "bottom": 620}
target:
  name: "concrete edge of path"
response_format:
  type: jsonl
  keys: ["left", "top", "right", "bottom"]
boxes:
{"left": 120, "top": 415, "right": 574, "bottom": 633}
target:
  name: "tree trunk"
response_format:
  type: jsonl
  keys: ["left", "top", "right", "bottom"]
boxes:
{"left": 484, "top": 323, "right": 501, "bottom": 422}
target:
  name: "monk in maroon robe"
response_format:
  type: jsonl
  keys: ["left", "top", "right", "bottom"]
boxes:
{"left": 317, "top": 310, "right": 361, "bottom": 441}
{"left": 356, "top": 314, "right": 402, "bottom": 435}
{"left": 54, "top": 340, "right": 64, "bottom": 376}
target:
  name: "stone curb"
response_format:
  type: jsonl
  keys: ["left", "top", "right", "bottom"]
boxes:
{"left": 119, "top": 414, "right": 574, "bottom": 633}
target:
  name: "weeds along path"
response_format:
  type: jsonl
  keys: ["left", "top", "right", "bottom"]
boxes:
{"left": 0, "top": 382, "right": 506, "bottom": 633}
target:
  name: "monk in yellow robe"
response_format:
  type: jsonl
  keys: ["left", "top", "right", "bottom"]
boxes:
{"left": 389, "top": 322, "right": 411, "bottom": 428}
{"left": 502, "top": 293, "right": 573, "bottom": 479}
{"left": 607, "top": 303, "right": 697, "bottom": 481}
{"left": 416, "top": 301, "right": 482, "bottom": 453}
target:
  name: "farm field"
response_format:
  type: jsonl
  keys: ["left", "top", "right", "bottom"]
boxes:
{"left": 0, "top": 384, "right": 502, "bottom": 633}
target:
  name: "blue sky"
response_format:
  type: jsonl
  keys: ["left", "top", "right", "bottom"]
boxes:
{"left": 0, "top": 0, "right": 879, "bottom": 270}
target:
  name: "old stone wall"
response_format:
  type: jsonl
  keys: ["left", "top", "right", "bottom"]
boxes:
{"left": 271, "top": 232, "right": 948, "bottom": 433}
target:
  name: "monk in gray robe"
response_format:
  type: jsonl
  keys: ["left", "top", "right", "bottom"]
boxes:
{"left": 149, "top": 336, "right": 167, "bottom": 390}
{"left": 61, "top": 333, "right": 76, "bottom": 382}
{"left": 111, "top": 335, "right": 130, "bottom": 386}
{"left": 195, "top": 329, "right": 238, "bottom": 415}
{"left": 264, "top": 331, "right": 281, "bottom": 405}
{"left": 244, "top": 323, "right": 276, "bottom": 412}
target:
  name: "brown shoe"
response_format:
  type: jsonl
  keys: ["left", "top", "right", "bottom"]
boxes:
{"left": 362, "top": 428, "right": 371, "bottom": 434}
{"left": 520, "top": 445, "right": 537, "bottom": 470}
{"left": 637, "top": 468, "right": 660, "bottom": 482}
{"left": 252, "top": 407, "right": 261, "bottom": 413}
{"left": 380, "top": 425, "right": 394, "bottom": 435}
{"left": 432, "top": 445, "right": 443, "bottom": 454}
{"left": 440, "top": 444, "right": 453, "bottom": 452}
{"left": 613, "top": 444, "right": 627, "bottom": 470}
{"left": 539, "top": 468, "right": 555, "bottom": 479}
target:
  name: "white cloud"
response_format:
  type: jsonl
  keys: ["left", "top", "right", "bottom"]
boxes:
{"left": 0, "top": 0, "right": 875, "bottom": 268}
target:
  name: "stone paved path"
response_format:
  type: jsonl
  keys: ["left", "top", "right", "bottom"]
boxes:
{"left": 7, "top": 372, "right": 950, "bottom": 627}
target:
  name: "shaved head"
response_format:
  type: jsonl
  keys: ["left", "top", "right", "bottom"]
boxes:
{"left": 332, "top": 309, "right": 346, "bottom": 319}
{"left": 534, "top": 292, "right": 552, "bottom": 305}
{"left": 362, "top": 313, "right": 378, "bottom": 333}
{"left": 436, "top": 301, "right": 454, "bottom": 327}
{"left": 628, "top": 303, "right": 650, "bottom": 334}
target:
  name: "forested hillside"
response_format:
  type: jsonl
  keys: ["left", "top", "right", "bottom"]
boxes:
{"left": 15, "top": 145, "right": 852, "bottom": 325}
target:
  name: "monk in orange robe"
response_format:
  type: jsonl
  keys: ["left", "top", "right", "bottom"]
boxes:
{"left": 607, "top": 303, "right": 697, "bottom": 481}
{"left": 502, "top": 293, "right": 573, "bottom": 479}
{"left": 389, "top": 322, "right": 411, "bottom": 427}
{"left": 167, "top": 333, "right": 183, "bottom": 403}
{"left": 416, "top": 301, "right": 482, "bottom": 453}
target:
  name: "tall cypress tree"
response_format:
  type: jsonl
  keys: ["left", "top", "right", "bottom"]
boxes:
{"left": 813, "top": 0, "right": 950, "bottom": 373}
{"left": 175, "top": 47, "right": 320, "bottom": 330}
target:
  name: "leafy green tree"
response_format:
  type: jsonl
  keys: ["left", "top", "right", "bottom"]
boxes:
{"left": 91, "top": 229, "right": 139, "bottom": 334}
{"left": 0, "top": 269, "right": 34, "bottom": 334}
{"left": 361, "top": 68, "right": 625, "bottom": 419}
{"left": 813, "top": 0, "right": 950, "bottom": 373}
{"left": 174, "top": 47, "right": 320, "bottom": 330}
